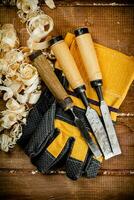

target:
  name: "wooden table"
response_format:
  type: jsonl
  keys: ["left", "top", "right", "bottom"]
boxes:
{"left": 0, "top": 1, "right": 134, "bottom": 199}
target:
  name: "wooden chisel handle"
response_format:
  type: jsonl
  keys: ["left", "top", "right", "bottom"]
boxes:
{"left": 49, "top": 36, "right": 84, "bottom": 90}
{"left": 74, "top": 27, "right": 102, "bottom": 82}
{"left": 29, "top": 51, "right": 73, "bottom": 110}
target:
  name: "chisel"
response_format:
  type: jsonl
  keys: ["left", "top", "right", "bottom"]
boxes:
{"left": 29, "top": 51, "right": 102, "bottom": 158}
{"left": 49, "top": 36, "right": 113, "bottom": 159}
{"left": 74, "top": 27, "right": 121, "bottom": 156}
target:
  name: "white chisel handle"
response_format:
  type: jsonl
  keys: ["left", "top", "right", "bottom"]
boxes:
{"left": 74, "top": 27, "right": 102, "bottom": 82}
{"left": 49, "top": 36, "right": 84, "bottom": 90}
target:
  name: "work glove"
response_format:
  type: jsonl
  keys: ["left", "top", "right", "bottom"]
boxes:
{"left": 19, "top": 69, "right": 101, "bottom": 180}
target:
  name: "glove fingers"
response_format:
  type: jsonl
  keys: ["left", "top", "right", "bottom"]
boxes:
{"left": 18, "top": 107, "right": 42, "bottom": 147}
{"left": 66, "top": 157, "right": 84, "bottom": 180}
{"left": 24, "top": 100, "right": 56, "bottom": 157}
{"left": 66, "top": 139, "right": 88, "bottom": 180}
{"left": 83, "top": 153, "right": 102, "bottom": 178}
{"left": 18, "top": 89, "right": 55, "bottom": 147}
{"left": 32, "top": 133, "right": 73, "bottom": 173}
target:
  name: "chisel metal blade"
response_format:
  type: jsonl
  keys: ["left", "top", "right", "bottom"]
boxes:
{"left": 85, "top": 107, "right": 114, "bottom": 160}
{"left": 100, "top": 100, "right": 121, "bottom": 155}
{"left": 69, "top": 108, "right": 102, "bottom": 158}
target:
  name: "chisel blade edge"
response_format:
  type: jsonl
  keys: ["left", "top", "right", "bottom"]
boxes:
{"left": 100, "top": 100, "right": 121, "bottom": 156}
{"left": 73, "top": 113, "right": 102, "bottom": 158}
{"left": 86, "top": 107, "right": 114, "bottom": 160}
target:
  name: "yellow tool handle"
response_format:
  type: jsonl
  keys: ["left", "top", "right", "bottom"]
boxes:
{"left": 31, "top": 52, "right": 73, "bottom": 110}
{"left": 51, "top": 39, "right": 84, "bottom": 90}
{"left": 75, "top": 28, "right": 102, "bottom": 81}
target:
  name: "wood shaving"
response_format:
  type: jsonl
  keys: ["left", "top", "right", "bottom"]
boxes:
{"left": 45, "top": 0, "right": 55, "bottom": 9}
{"left": 19, "top": 63, "right": 38, "bottom": 86}
{"left": 5, "top": 49, "right": 24, "bottom": 64}
{"left": 0, "top": 86, "right": 14, "bottom": 100}
{"left": 0, "top": 24, "right": 19, "bottom": 56}
{"left": 0, "top": 134, "right": 12, "bottom": 152}
{"left": 17, "top": 0, "right": 39, "bottom": 13}
{"left": 16, "top": 93, "right": 29, "bottom": 104}
{"left": 0, "top": 58, "right": 8, "bottom": 73}
{"left": 27, "top": 37, "right": 49, "bottom": 50}
{"left": 28, "top": 90, "right": 41, "bottom": 104}
{"left": 0, "top": 123, "right": 22, "bottom": 152}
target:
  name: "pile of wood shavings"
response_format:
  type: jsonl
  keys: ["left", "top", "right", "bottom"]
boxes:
{"left": 0, "top": 24, "right": 42, "bottom": 152}
{"left": 0, "top": 0, "right": 55, "bottom": 152}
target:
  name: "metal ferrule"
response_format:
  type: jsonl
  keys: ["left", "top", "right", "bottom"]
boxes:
{"left": 59, "top": 97, "right": 73, "bottom": 111}
{"left": 74, "top": 85, "right": 89, "bottom": 108}
{"left": 74, "top": 27, "right": 89, "bottom": 37}
{"left": 29, "top": 50, "right": 42, "bottom": 61}
{"left": 90, "top": 80, "right": 103, "bottom": 101}
{"left": 49, "top": 35, "right": 63, "bottom": 47}
{"left": 90, "top": 79, "right": 103, "bottom": 88}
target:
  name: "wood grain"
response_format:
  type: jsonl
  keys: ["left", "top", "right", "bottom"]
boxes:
{"left": 45, "top": 6, "right": 134, "bottom": 56}
{"left": 119, "top": 82, "right": 134, "bottom": 114}
{"left": 0, "top": 6, "right": 134, "bottom": 55}
{"left": 0, "top": 3, "right": 134, "bottom": 200}
{"left": 0, "top": 174, "right": 134, "bottom": 200}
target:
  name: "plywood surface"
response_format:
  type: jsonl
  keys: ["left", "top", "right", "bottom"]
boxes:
{"left": 0, "top": 2, "right": 134, "bottom": 200}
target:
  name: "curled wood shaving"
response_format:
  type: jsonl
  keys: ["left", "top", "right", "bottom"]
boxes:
{"left": 24, "top": 76, "right": 40, "bottom": 93}
{"left": 27, "top": 37, "right": 49, "bottom": 50}
{"left": 0, "top": 86, "right": 13, "bottom": 100}
{"left": 28, "top": 90, "right": 41, "bottom": 104}
{"left": 17, "top": 9, "right": 44, "bottom": 23}
{"left": 0, "top": 58, "right": 8, "bottom": 73}
{"left": 45, "top": 0, "right": 55, "bottom": 9}
{"left": 0, "top": 134, "right": 12, "bottom": 152}
{"left": 5, "top": 49, "right": 24, "bottom": 65}
{"left": 9, "top": 124, "right": 22, "bottom": 146}
{"left": 17, "top": 0, "right": 39, "bottom": 13}
{"left": 0, "top": 112, "right": 18, "bottom": 129}
{"left": 0, "top": 123, "right": 22, "bottom": 152}
{"left": 26, "top": 14, "right": 54, "bottom": 40}
{"left": 26, "top": 13, "right": 53, "bottom": 50}
{"left": 3, "top": 79, "right": 23, "bottom": 95}
{"left": 19, "top": 63, "right": 38, "bottom": 86}
{"left": 16, "top": 93, "right": 29, "bottom": 104}
{"left": 6, "top": 98, "right": 25, "bottom": 113}
{"left": 0, "top": 24, "right": 19, "bottom": 56}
